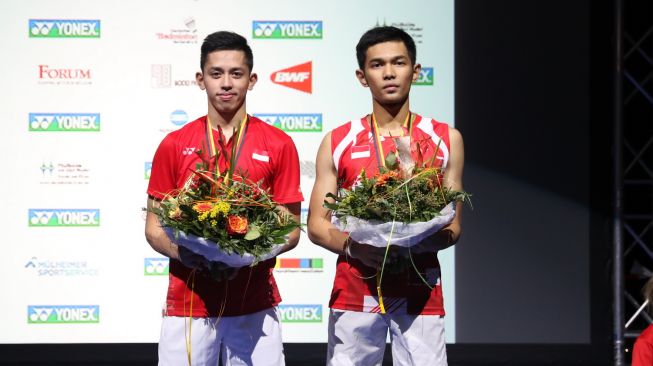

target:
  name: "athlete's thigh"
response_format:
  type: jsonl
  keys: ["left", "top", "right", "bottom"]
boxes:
{"left": 327, "top": 309, "right": 389, "bottom": 366}
{"left": 221, "top": 307, "right": 284, "bottom": 366}
{"left": 389, "top": 314, "right": 447, "bottom": 366}
{"left": 158, "top": 316, "right": 221, "bottom": 366}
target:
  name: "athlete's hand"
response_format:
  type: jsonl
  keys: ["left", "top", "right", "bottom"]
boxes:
{"left": 348, "top": 241, "right": 387, "bottom": 269}
{"left": 177, "top": 246, "right": 210, "bottom": 270}
{"left": 208, "top": 261, "right": 240, "bottom": 282}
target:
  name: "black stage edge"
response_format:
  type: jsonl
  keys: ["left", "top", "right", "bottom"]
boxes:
{"left": 0, "top": 344, "right": 610, "bottom": 365}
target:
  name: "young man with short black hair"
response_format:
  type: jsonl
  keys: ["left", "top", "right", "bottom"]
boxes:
{"left": 145, "top": 31, "right": 303, "bottom": 365}
{"left": 308, "top": 26, "right": 464, "bottom": 365}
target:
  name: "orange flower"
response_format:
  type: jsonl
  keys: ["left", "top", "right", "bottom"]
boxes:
{"left": 375, "top": 170, "right": 399, "bottom": 187}
{"left": 193, "top": 202, "right": 213, "bottom": 213}
{"left": 226, "top": 215, "right": 248, "bottom": 235}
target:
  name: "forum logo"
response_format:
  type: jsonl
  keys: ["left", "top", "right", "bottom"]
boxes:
{"left": 252, "top": 21, "right": 322, "bottom": 39}
{"left": 278, "top": 305, "right": 322, "bottom": 323}
{"left": 254, "top": 113, "right": 322, "bottom": 132}
{"left": 29, "top": 19, "right": 101, "bottom": 38}
{"left": 28, "top": 305, "right": 100, "bottom": 324}
{"left": 413, "top": 67, "right": 434, "bottom": 86}
{"left": 28, "top": 209, "right": 100, "bottom": 227}
{"left": 29, "top": 113, "right": 100, "bottom": 132}
{"left": 144, "top": 258, "right": 169, "bottom": 276}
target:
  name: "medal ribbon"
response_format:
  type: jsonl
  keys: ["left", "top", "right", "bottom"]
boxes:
{"left": 370, "top": 112, "right": 413, "bottom": 169}
{"left": 205, "top": 114, "right": 250, "bottom": 178}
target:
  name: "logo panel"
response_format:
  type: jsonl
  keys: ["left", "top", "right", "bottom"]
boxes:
{"left": 254, "top": 113, "right": 322, "bottom": 132}
{"left": 277, "top": 304, "right": 322, "bottom": 323}
{"left": 413, "top": 67, "right": 434, "bottom": 86}
{"left": 144, "top": 258, "right": 169, "bottom": 276}
{"left": 270, "top": 62, "right": 312, "bottom": 93}
{"left": 29, "top": 113, "right": 100, "bottom": 132}
{"left": 28, "top": 209, "right": 100, "bottom": 227}
{"left": 28, "top": 305, "right": 100, "bottom": 324}
{"left": 253, "top": 21, "right": 322, "bottom": 39}
{"left": 29, "top": 19, "right": 101, "bottom": 38}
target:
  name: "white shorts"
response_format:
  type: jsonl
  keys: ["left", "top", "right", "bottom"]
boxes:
{"left": 327, "top": 309, "right": 447, "bottom": 366}
{"left": 158, "top": 307, "right": 284, "bottom": 366}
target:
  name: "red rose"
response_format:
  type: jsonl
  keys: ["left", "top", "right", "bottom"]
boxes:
{"left": 226, "top": 215, "right": 248, "bottom": 235}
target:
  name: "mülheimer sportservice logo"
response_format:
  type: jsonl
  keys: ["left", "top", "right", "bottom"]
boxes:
{"left": 253, "top": 21, "right": 322, "bottom": 39}
{"left": 28, "top": 209, "right": 100, "bottom": 227}
{"left": 255, "top": 113, "right": 322, "bottom": 132}
{"left": 29, "top": 19, "right": 101, "bottom": 38}
{"left": 29, "top": 113, "right": 100, "bottom": 132}
{"left": 278, "top": 304, "right": 322, "bottom": 323}
{"left": 413, "top": 67, "right": 434, "bottom": 86}
{"left": 28, "top": 305, "right": 100, "bottom": 324}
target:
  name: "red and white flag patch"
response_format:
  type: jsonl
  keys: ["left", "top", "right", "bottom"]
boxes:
{"left": 351, "top": 145, "right": 371, "bottom": 159}
{"left": 252, "top": 149, "right": 270, "bottom": 162}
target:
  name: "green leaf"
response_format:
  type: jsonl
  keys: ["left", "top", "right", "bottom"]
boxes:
{"left": 245, "top": 226, "right": 261, "bottom": 240}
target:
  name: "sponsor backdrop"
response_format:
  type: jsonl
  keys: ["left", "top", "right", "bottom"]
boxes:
{"left": 0, "top": 0, "right": 454, "bottom": 343}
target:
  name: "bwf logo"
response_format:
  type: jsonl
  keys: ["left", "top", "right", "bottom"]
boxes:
{"left": 28, "top": 209, "right": 100, "bottom": 227}
{"left": 28, "top": 305, "right": 100, "bottom": 324}
{"left": 252, "top": 21, "right": 322, "bottom": 39}
{"left": 29, "top": 113, "right": 100, "bottom": 132}
{"left": 270, "top": 62, "right": 312, "bottom": 94}
{"left": 29, "top": 19, "right": 101, "bottom": 38}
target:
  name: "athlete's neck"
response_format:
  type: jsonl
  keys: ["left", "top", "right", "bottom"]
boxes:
{"left": 208, "top": 107, "right": 247, "bottom": 140}
{"left": 371, "top": 99, "right": 411, "bottom": 132}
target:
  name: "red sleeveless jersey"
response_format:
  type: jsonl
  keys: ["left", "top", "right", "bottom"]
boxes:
{"left": 329, "top": 113, "right": 450, "bottom": 315}
{"left": 148, "top": 115, "right": 304, "bottom": 317}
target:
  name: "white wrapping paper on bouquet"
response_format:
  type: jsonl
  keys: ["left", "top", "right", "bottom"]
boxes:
{"left": 332, "top": 202, "right": 456, "bottom": 247}
{"left": 162, "top": 226, "right": 285, "bottom": 267}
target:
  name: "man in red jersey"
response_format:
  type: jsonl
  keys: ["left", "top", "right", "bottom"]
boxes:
{"left": 145, "top": 31, "right": 303, "bottom": 365}
{"left": 307, "top": 26, "right": 464, "bottom": 365}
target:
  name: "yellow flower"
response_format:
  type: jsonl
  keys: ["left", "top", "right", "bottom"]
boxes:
{"left": 210, "top": 200, "right": 231, "bottom": 217}
{"left": 168, "top": 207, "right": 182, "bottom": 220}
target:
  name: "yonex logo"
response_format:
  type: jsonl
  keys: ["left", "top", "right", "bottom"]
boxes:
{"left": 144, "top": 258, "right": 169, "bottom": 276}
{"left": 28, "top": 209, "right": 100, "bottom": 227}
{"left": 278, "top": 305, "right": 322, "bottom": 323}
{"left": 29, "top": 113, "right": 100, "bottom": 132}
{"left": 255, "top": 113, "right": 322, "bottom": 132}
{"left": 29, "top": 19, "right": 101, "bottom": 38}
{"left": 182, "top": 147, "right": 197, "bottom": 156}
{"left": 270, "top": 62, "right": 312, "bottom": 93}
{"left": 252, "top": 21, "right": 322, "bottom": 39}
{"left": 28, "top": 305, "right": 99, "bottom": 324}
{"left": 414, "top": 67, "right": 434, "bottom": 86}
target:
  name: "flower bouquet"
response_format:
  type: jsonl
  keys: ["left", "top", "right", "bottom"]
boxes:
{"left": 154, "top": 124, "right": 300, "bottom": 268}
{"left": 325, "top": 136, "right": 470, "bottom": 248}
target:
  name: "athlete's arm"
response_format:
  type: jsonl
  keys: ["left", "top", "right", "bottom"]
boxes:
{"left": 276, "top": 202, "right": 301, "bottom": 254}
{"left": 307, "top": 132, "right": 385, "bottom": 268}
{"left": 414, "top": 127, "right": 465, "bottom": 252}
{"left": 145, "top": 197, "right": 209, "bottom": 269}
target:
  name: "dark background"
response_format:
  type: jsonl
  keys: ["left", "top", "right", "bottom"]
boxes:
{"left": 0, "top": 0, "right": 615, "bottom": 364}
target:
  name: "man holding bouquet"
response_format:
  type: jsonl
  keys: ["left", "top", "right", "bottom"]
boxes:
{"left": 307, "top": 26, "right": 464, "bottom": 365}
{"left": 145, "top": 31, "right": 303, "bottom": 365}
